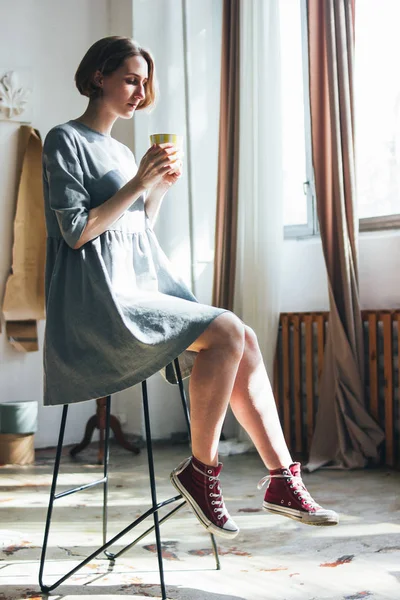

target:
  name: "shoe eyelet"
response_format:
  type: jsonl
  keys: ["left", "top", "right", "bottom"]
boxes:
{"left": 281, "top": 500, "right": 284, "bottom": 504}
{"left": 288, "top": 502, "right": 291, "bottom": 506}
{"left": 209, "top": 485, "right": 213, "bottom": 489}
{"left": 209, "top": 478, "right": 212, "bottom": 481}
{"left": 207, "top": 470, "right": 212, "bottom": 474}
{"left": 211, "top": 501, "right": 215, "bottom": 505}
{"left": 214, "top": 508, "right": 217, "bottom": 512}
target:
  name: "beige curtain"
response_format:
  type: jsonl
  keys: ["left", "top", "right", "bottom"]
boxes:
{"left": 212, "top": 0, "right": 240, "bottom": 310}
{"left": 306, "top": 0, "right": 384, "bottom": 470}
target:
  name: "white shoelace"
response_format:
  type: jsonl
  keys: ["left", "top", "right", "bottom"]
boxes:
{"left": 191, "top": 461, "right": 227, "bottom": 519}
{"left": 257, "top": 472, "right": 319, "bottom": 509}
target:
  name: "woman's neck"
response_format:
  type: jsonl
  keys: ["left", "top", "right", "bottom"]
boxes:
{"left": 75, "top": 101, "right": 117, "bottom": 136}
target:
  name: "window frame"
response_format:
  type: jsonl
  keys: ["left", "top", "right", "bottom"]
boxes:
{"left": 284, "top": 0, "right": 400, "bottom": 240}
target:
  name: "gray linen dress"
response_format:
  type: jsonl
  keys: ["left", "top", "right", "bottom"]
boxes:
{"left": 42, "top": 120, "right": 224, "bottom": 406}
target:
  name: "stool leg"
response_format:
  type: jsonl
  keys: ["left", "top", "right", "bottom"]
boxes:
{"left": 103, "top": 396, "right": 111, "bottom": 547}
{"left": 173, "top": 358, "right": 221, "bottom": 571}
{"left": 142, "top": 380, "right": 167, "bottom": 600}
{"left": 39, "top": 405, "right": 69, "bottom": 593}
{"left": 174, "top": 358, "right": 191, "bottom": 436}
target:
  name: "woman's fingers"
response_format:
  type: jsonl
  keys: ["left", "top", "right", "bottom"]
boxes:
{"left": 154, "top": 149, "right": 183, "bottom": 171}
{"left": 138, "top": 143, "right": 184, "bottom": 187}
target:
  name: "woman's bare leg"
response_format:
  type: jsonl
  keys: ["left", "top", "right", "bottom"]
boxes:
{"left": 229, "top": 326, "right": 292, "bottom": 470}
{"left": 186, "top": 313, "right": 291, "bottom": 469}
{"left": 178, "top": 315, "right": 338, "bottom": 531}
{"left": 186, "top": 312, "right": 245, "bottom": 466}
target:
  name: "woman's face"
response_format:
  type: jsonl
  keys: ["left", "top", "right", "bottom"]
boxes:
{"left": 95, "top": 55, "right": 149, "bottom": 118}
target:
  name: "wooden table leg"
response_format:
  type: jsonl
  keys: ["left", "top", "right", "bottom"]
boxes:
{"left": 70, "top": 397, "right": 140, "bottom": 464}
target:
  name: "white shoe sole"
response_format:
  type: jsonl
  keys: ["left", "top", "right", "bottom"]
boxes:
{"left": 263, "top": 502, "right": 339, "bottom": 526}
{"left": 170, "top": 472, "right": 239, "bottom": 539}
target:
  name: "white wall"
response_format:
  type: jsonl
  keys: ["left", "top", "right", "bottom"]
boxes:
{"left": 0, "top": 0, "right": 111, "bottom": 447}
{"left": 282, "top": 230, "right": 400, "bottom": 312}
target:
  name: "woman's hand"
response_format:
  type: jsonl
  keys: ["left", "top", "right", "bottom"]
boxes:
{"left": 132, "top": 143, "right": 181, "bottom": 191}
{"left": 154, "top": 157, "right": 183, "bottom": 190}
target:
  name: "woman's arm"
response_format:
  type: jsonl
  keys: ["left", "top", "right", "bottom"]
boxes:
{"left": 144, "top": 158, "right": 183, "bottom": 227}
{"left": 74, "top": 143, "right": 179, "bottom": 249}
{"left": 144, "top": 185, "right": 169, "bottom": 226}
{"left": 74, "top": 176, "right": 145, "bottom": 249}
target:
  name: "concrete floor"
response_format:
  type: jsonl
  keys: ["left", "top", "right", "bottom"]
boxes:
{"left": 1, "top": 442, "right": 400, "bottom": 600}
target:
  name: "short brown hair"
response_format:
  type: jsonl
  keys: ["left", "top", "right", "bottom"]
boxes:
{"left": 75, "top": 36, "right": 156, "bottom": 110}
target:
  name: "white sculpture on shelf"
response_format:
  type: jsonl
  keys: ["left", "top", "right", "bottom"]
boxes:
{"left": 0, "top": 71, "right": 31, "bottom": 120}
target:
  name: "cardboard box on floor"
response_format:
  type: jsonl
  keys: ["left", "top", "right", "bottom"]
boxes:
{"left": 0, "top": 433, "right": 35, "bottom": 465}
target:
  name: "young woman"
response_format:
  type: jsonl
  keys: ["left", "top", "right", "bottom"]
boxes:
{"left": 42, "top": 36, "right": 338, "bottom": 539}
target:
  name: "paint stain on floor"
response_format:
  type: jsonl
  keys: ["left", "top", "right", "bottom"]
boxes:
{"left": 320, "top": 555, "right": 354, "bottom": 568}
{"left": 344, "top": 592, "right": 373, "bottom": 599}
{"left": 2, "top": 542, "right": 34, "bottom": 556}
{"left": 188, "top": 546, "right": 251, "bottom": 557}
{"left": 143, "top": 542, "right": 180, "bottom": 561}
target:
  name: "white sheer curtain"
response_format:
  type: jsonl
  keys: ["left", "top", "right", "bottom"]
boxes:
{"left": 234, "top": 0, "right": 283, "bottom": 441}
{"left": 132, "top": 0, "right": 222, "bottom": 302}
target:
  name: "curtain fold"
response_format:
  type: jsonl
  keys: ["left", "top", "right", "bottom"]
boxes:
{"left": 212, "top": 0, "right": 240, "bottom": 311}
{"left": 306, "top": 0, "right": 384, "bottom": 470}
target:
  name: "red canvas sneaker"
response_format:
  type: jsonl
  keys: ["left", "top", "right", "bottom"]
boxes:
{"left": 170, "top": 456, "right": 239, "bottom": 538}
{"left": 259, "top": 462, "right": 339, "bottom": 526}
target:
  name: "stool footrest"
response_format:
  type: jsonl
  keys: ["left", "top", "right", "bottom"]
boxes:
{"left": 106, "top": 500, "right": 187, "bottom": 560}
{"left": 54, "top": 477, "right": 107, "bottom": 499}
{"left": 39, "top": 494, "right": 185, "bottom": 593}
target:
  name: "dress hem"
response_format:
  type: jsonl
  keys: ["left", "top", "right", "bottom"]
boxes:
{"left": 43, "top": 309, "right": 227, "bottom": 406}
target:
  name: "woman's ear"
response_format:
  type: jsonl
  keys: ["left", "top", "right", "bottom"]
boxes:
{"left": 93, "top": 70, "right": 104, "bottom": 89}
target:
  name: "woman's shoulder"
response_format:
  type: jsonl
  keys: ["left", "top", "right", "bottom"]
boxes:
{"left": 43, "top": 122, "right": 80, "bottom": 154}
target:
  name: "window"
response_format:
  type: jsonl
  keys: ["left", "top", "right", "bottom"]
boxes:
{"left": 280, "top": 0, "right": 316, "bottom": 238}
{"left": 282, "top": 0, "right": 400, "bottom": 239}
{"left": 355, "top": 0, "right": 400, "bottom": 230}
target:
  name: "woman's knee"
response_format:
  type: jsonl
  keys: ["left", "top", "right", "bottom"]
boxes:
{"left": 239, "top": 325, "right": 262, "bottom": 366}
{"left": 244, "top": 325, "right": 259, "bottom": 352}
{"left": 202, "top": 312, "right": 245, "bottom": 357}
{"left": 216, "top": 312, "right": 245, "bottom": 354}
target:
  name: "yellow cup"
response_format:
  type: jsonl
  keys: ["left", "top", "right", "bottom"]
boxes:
{"left": 150, "top": 133, "right": 183, "bottom": 149}
{"left": 150, "top": 133, "right": 183, "bottom": 173}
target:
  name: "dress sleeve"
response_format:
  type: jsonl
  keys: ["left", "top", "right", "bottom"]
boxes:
{"left": 43, "top": 128, "right": 90, "bottom": 249}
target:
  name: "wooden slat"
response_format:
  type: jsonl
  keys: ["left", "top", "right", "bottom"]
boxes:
{"left": 273, "top": 351, "right": 280, "bottom": 412}
{"left": 316, "top": 314, "right": 325, "bottom": 386}
{"left": 368, "top": 313, "right": 378, "bottom": 422}
{"left": 292, "top": 315, "right": 302, "bottom": 454}
{"left": 281, "top": 315, "right": 291, "bottom": 447}
{"left": 304, "top": 315, "right": 314, "bottom": 451}
{"left": 382, "top": 313, "right": 394, "bottom": 466}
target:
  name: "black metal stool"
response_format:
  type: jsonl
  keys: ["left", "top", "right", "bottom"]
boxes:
{"left": 39, "top": 357, "right": 220, "bottom": 599}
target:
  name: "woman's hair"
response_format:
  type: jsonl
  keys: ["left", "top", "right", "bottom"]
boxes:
{"left": 75, "top": 36, "right": 156, "bottom": 109}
